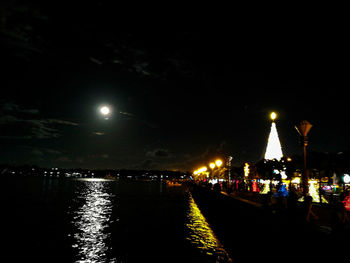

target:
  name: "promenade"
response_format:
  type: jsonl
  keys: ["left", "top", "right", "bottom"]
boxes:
{"left": 222, "top": 189, "right": 349, "bottom": 229}
{"left": 190, "top": 184, "right": 349, "bottom": 263}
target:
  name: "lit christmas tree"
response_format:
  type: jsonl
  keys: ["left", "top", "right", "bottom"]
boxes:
{"left": 264, "top": 112, "right": 283, "bottom": 161}
{"left": 260, "top": 180, "right": 270, "bottom": 194}
{"left": 299, "top": 180, "right": 328, "bottom": 203}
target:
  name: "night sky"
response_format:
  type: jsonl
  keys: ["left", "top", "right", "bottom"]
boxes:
{"left": 0, "top": 3, "right": 347, "bottom": 171}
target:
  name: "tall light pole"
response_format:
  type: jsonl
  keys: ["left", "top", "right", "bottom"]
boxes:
{"left": 295, "top": 120, "right": 313, "bottom": 198}
{"left": 227, "top": 156, "right": 233, "bottom": 185}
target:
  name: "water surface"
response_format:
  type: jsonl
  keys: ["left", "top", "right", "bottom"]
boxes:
{"left": 1, "top": 177, "right": 231, "bottom": 262}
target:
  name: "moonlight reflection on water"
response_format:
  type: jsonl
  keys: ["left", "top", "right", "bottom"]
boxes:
{"left": 70, "top": 179, "right": 116, "bottom": 263}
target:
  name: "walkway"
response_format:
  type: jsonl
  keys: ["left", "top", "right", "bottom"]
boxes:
{"left": 191, "top": 185, "right": 348, "bottom": 263}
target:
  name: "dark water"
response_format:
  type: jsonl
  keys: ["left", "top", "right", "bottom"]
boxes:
{"left": 1, "top": 178, "right": 232, "bottom": 263}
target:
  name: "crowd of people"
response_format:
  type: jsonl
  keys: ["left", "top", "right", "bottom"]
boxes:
{"left": 198, "top": 181, "right": 350, "bottom": 236}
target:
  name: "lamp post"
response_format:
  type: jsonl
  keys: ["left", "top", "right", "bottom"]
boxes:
{"left": 215, "top": 159, "right": 222, "bottom": 180}
{"left": 295, "top": 120, "right": 313, "bottom": 198}
{"left": 209, "top": 162, "right": 215, "bottom": 180}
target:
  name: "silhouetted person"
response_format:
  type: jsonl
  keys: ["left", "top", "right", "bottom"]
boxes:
{"left": 331, "top": 201, "right": 350, "bottom": 235}
{"left": 303, "top": 196, "right": 318, "bottom": 223}
{"left": 287, "top": 186, "right": 298, "bottom": 214}
{"left": 262, "top": 191, "right": 272, "bottom": 213}
{"left": 213, "top": 183, "right": 221, "bottom": 192}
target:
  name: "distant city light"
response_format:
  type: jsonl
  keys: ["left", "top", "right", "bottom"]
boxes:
{"left": 244, "top": 163, "right": 250, "bottom": 177}
{"left": 344, "top": 174, "right": 350, "bottom": 184}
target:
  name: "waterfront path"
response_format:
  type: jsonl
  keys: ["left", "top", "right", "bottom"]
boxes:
{"left": 190, "top": 185, "right": 348, "bottom": 263}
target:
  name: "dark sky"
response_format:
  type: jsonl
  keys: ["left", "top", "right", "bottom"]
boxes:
{"left": 0, "top": 2, "right": 347, "bottom": 171}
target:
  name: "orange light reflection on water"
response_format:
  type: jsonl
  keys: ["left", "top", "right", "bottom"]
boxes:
{"left": 186, "top": 193, "right": 232, "bottom": 262}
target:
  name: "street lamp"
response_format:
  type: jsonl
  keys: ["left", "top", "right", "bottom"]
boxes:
{"left": 295, "top": 120, "right": 313, "bottom": 198}
{"left": 209, "top": 162, "right": 215, "bottom": 180}
{"left": 215, "top": 159, "right": 223, "bottom": 167}
{"left": 270, "top": 112, "right": 277, "bottom": 121}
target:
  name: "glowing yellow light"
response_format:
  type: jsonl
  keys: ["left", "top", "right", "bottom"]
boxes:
{"left": 270, "top": 112, "right": 277, "bottom": 121}
{"left": 186, "top": 194, "right": 232, "bottom": 261}
{"left": 100, "top": 106, "right": 110, "bottom": 115}
{"left": 281, "top": 171, "right": 287, "bottom": 180}
{"left": 197, "top": 167, "right": 207, "bottom": 173}
{"left": 287, "top": 157, "right": 292, "bottom": 162}
{"left": 260, "top": 180, "right": 270, "bottom": 194}
{"left": 193, "top": 170, "right": 199, "bottom": 175}
{"left": 244, "top": 163, "right": 250, "bottom": 177}
{"left": 215, "top": 160, "right": 223, "bottom": 167}
{"left": 298, "top": 180, "right": 329, "bottom": 203}
{"left": 291, "top": 177, "right": 300, "bottom": 184}
{"left": 209, "top": 163, "right": 215, "bottom": 169}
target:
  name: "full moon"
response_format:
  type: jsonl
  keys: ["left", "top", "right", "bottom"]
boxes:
{"left": 100, "top": 106, "right": 110, "bottom": 115}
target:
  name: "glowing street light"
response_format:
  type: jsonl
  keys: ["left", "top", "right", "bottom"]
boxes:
{"left": 200, "top": 166, "right": 207, "bottom": 173}
{"left": 215, "top": 159, "right": 223, "bottom": 167}
{"left": 209, "top": 163, "right": 216, "bottom": 169}
{"left": 270, "top": 112, "right": 277, "bottom": 121}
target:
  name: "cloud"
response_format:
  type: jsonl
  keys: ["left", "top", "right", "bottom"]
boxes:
{"left": 118, "top": 110, "right": 158, "bottom": 129}
{"left": 31, "top": 149, "right": 44, "bottom": 156}
{"left": 1, "top": 102, "right": 39, "bottom": 115}
{"left": 119, "top": 111, "right": 134, "bottom": 117}
{"left": 0, "top": 114, "right": 79, "bottom": 139}
{"left": 134, "top": 159, "right": 158, "bottom": 169}
{"left": 45, "top": 148, "right": 62, "bottom": 155}
{"left": 146, "top": 148, "right": 172, "bottom": 158}
{"left": 0, "top": 103, "right": 79, "bottom": 139}
{"left": 56, "top": 156, "right": 71, "bottom": 163}
{"left": 93, "top": 131, "right": 105, "bottom": 136}
{"left": 43, "top": 119, "right": 79, "bottom": 126}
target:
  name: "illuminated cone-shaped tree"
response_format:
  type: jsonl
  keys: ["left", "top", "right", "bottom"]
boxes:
{"left": 299, "top": 180, "right": 328, "bottom": 203}
{"left": 264, "top": 112, "right": 283, "bottom": 161}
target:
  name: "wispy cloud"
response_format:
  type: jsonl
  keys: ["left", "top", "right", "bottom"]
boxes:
{"left": 0, "top": 113, "right": 79, "bottom": 140}
{"left": 146, "top": 148, "right": 172, "bottom": 158}
{"left": 1, "top": 102, "right": 39, "bottom": 115}
{"left": 93, "top": 131, "right": 105, "bottom": 136}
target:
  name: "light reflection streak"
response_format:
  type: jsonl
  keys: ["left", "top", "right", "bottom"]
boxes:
{"left": 186, "top": 193, "right": 232, "bottom": 262}
{"left": 70, "top": 179, "right": 116, "bottom": 263}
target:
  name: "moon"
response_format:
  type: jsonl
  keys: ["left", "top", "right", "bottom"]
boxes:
{"left": 100, "top": 106, "right": 110, "bottom": 115}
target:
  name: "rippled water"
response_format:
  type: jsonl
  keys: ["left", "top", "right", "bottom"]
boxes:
{"left": 186, "top": 193, "right": 232, "bottom": 262}
{"left": 2, "top": 178, "right": 232, "bottom": 263}
{"left": 70, "top": 179, "right": 116, "bottom": 263}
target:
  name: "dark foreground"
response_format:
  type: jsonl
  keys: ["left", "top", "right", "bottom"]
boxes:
{"left": 190, "top": 184, "right": 348, "bottom": 263}
{"left": 1, "top": 178, "right": 347, "bottom": 263}
{"left": 1, "top": 178, "right": 231, "bottom": 263}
